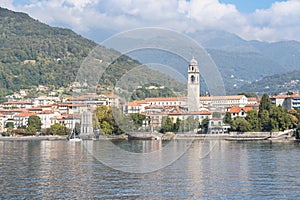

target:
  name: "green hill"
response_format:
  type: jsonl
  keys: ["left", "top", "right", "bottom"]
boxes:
{"left": 0, "top": 7, "right": 185, "bottom": 100}
{"left": 0, "top": 7, "right": 96, "bottom": 94}
{"left": 235, "top": 70, "right": 300, "bottom": 94}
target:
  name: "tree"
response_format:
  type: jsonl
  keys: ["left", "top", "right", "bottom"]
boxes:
{"left": 260, "top": 110, "right": 271, "bottom": 131}
{"left": 26, "top": 125, "right": 36, "bottom": 135}
{"left": 200, "top": 118, "right": 209, "bottom": 133}
{"left": 5, "top": 122, "right": 14, "bottom": 135}
{"left": 173, "top": 118, "right": 181, "bottom": 133}
{"left": 5, "top": 122, "right": 14, "bottom": 129}
{"left": 28, "top": 115, "right": 42, "bottom": 132}
{"left": 245, "top": 110, "right": 259, "bottom": 131}
{"left": 130, "top": 113, "right": 146, "bottom": 127}
{"left": 101, "top": 121, "right": 112, "bottom": 135}
{"left": 181, "top": 116, "right": 199, "bottom": 132}
{"left": 259, "top": 94, "right": 271, "bottom": 111}
{"left": 49, "top": 123, "right": 69, "bottom": 135}
{"left": 74, "top": 122, "right": 81, "bottom": 135}
{"left": 160, "top": 116, "right": 173, "bottom": 133}
{"left": 223, "top": 112, "right": 232, "bottom": 124}
{"left": 231, "top": 117, "right": 251, "bottom": 132}
{"left": 94, "top": 106, "right": 128, "bottom": 135}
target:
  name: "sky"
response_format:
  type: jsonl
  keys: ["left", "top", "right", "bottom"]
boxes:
{"left": 219, "top": 0, "right": 287, "bottom": 13}
{"left": 1, "top": 0, "right": 299, "bottom": 42}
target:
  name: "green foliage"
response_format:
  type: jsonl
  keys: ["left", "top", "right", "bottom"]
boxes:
{"left": 28, "top": 115, "right": 42, "bottom": 132}
{"left": 131, "top": 85, "right": 176, "bottom": 101}
{"left": 93, "top": 106, "right": 126, "bottom": 135}
{"left": 200, "top": 118, "right": 209, "bottom": 133}
{"left": 26, "top": 125, "right": 36, "bottom": 135}
{"left": 5, "top": 122, "right": 14, "bottom": 129}
{"left": 236, "top": 70, "right": 300, "bottom": 94}
{"left": 173, "top": 118, "right": 181, "bottom": 132}
{"left": 12, "top": 128, "right": 26, "bottom": 135}
{"left": 259, "top": 94, "right": 271, "bottom": 111}
{"left": 237, "top": 92, "right": 258, "bottom": 98}
{"left": 231, "top": 94, "right": 297, "bottom": 132}
{"left": 160, "top": 116, "right": 174, "bottom": 133}
{"left": 129, "top": 113, "right": 146, "bottom": 126}
{"left": 48, "top": 123, "right": 70, "bottom": 135}
{"left": 245, "top": 110, "right": 260, "bottom": 131}
{"left": 0, "top": 8, "right": 186, "bottom": 101}
{"left": 231, "top": 117, "right": 251, "bottom": 132}
{"left": 0, "top": 8, "right": 96, "bottom": 97}
{"left": 100, "top": 121, "right": 113, "bottom": 135}
{"left": 260, "top": 110, "right": 271, "bottom": 131}
{"left": 223, "top": 112, "right": 232, "bottom": 124}
{"left": 74, "top": 122, "right": 81, "bottom": 135}
{"left": 180, "top": 116, "right": 200, "bottom": 132}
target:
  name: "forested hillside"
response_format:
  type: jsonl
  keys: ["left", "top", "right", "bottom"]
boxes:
{"left": 0, "top": 7, "right": 185, "bottom": 100}
{"left": 0, "top": 7, "right": 96, "bottom": 96}
{"left": 235, "top": 70, "right": 300, "bottom": 94}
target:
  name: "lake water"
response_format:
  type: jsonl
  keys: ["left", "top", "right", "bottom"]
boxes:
{"left": 1, "top": 139, "right": 300, "bottom": 199}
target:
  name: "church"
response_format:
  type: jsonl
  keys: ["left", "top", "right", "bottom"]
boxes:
{"left": 187, "top": 57, "right": 200, "bottom": 112}
{"left": 122, "top": 57, "right": 258, "bottom": 131}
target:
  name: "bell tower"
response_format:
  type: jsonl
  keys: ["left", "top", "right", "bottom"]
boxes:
{"left": 187, "top": 57, "right": 200, "bottom": 112}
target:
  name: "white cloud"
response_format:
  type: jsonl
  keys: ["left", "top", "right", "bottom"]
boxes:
{"left": 0, "top": 0, "right": 14, "bottom": 9}
{"left": 246, "top": 0, "right": 300, "bottom": 41}
{"left": 1, "top": 0, "right": 300, "bottom": 42}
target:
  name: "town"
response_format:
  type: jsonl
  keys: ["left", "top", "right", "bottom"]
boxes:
{"left": 1, "top": 58, "right": 300, "bottom": 139}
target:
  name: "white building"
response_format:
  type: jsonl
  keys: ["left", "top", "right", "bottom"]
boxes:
{"left": 37, "top": 111, "right": 60, "bottom": 129}
{"left": 14, "top": 112, "right": 36, "bottom": 128}
{"left": 270, "top": 94, "right": 300, "bottom": 110}
{"left": 199, "top": 95, "right": 250, "bottom": 108}
{"left": 3, "top": 101, "right": 33, "bottom": 109}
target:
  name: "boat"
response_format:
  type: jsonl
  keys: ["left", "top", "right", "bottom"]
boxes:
{"left": 69, "top": 137, "right": 82, "bottom": 142}
{"left": 127, "top": 132, "right": 154, "bottom": 140}
{"left": 225, "top": 136, "right": 270, "bottom": 141}
{"left": 67, "top": 129, "right": 82, "bottom": 142}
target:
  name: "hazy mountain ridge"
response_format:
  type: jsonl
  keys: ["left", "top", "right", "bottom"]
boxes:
{"left": 190, "top": 30, "right": 300, "bottom": 94}
{"left": 235, "top": 70, "right": 300, "bottom": 94}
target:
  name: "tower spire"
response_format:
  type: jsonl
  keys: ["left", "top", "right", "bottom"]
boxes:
{"left": 187, "top": 57, "right": 200, "bottom": 112}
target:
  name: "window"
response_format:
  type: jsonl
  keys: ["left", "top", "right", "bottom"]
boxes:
{"left": 191, "top": 75, "right": 195, "bottom": 83}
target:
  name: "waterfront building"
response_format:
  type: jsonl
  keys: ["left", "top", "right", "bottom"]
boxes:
{"left": 51, "top": 114, "right": 80, "bottom": 130}
{"left": 37, "top": 111, "right": 60, "bottom": 129}
{"left": 199, "top": 95, "right": 251, "bottom": 108}
{"left": 14, "top": 112, "right": 36, "bottom": 128}
{"left": 226, "top": 106, "right": 254, "bottom": 119}
{"left": 207, "top": 118, "right": 230, "bottom": 134}
{"left": 121, "top": 57, "right": 258, "bottom": 132}
{"left": 270, "top": 93, "right": 300, "bottom": 110}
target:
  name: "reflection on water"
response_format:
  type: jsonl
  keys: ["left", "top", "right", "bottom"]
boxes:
{"left": 111, "top": 140, "right": 164, "bottom": 153}
{"left": 1, "top": 140, "right": 300, "bottom": 199}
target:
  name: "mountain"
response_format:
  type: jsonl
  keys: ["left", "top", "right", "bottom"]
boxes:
{"left": 0, "top": 7, "right": 185, "bottom": 100}
{"left": 94, "top": 28, "right": 300, "bottom": 95}
{"left": 234, "top": 70, "right": 300, "bottom": 94}
{"left": 2, "top": 7, "right": 300, "bottom": 97}
{"left": 0, "top": 7, "right": 95, "bottom": 95}
{"left": 189, "top": 30, "right": 300, "bottom": 93}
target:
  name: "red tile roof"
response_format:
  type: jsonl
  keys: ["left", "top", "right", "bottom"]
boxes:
{"left": 229, "top": 106, "right": 253, "bottom": 113}
{"left": 15, "top": 112, "right": 36, "bottom": 117}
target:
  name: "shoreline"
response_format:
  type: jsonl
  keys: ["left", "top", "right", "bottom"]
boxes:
{"left": 0, "top": 133, "right": 297, "bottom": 142}
{"left": 0, "top": 135, "right": 66, "bottom": 141}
